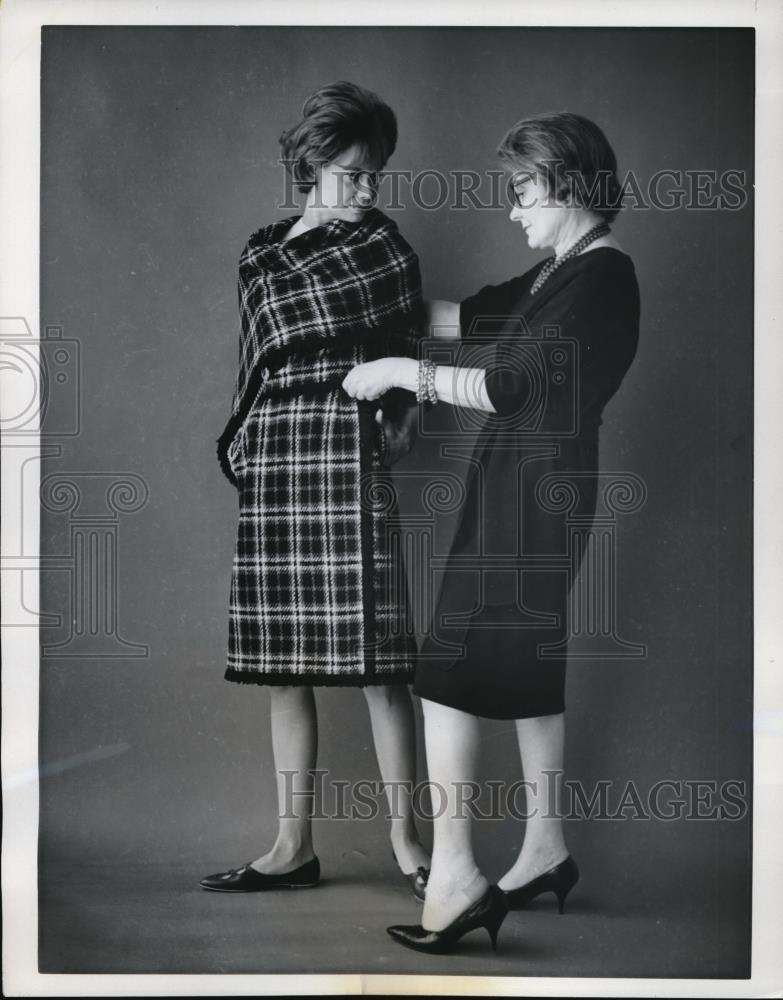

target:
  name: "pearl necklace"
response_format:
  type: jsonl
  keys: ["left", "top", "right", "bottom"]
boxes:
{"left": 530, "top": 222, "right": 611, "bottom": 295}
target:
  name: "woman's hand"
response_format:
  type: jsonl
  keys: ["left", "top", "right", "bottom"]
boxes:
{"left": 342, "top": 357, "right": 417, "bottom": 401}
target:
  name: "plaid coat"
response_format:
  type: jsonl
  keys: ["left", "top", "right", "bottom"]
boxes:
{"left": 216, "top": 209, "right": 423, "bottom": 685}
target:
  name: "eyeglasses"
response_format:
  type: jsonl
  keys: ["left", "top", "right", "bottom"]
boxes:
{"left": 508, "top": 173, "right": 535, "bottom": 208}
{"left": 334, "top": 163, "right": 380, "bottom": 190}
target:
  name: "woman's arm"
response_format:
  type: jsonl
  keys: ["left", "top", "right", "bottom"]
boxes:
{"left": 426, "top": 299, "right": 461, "bottom": 339}
{"left": 343, "top": 357, "right": 496, "bottom": 413}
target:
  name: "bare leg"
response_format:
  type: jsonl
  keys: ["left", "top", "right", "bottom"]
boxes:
{"left": 363, "top": 683, "right": 429, "bottom": 873}
{"left": 419, "top": 698, "right": 489, "bottom": 931}
{"left": 497, "top": 712, "right": 569, "bottom": 891}
{"left": 250, "top": 685, "right": 318, "bottom": 874}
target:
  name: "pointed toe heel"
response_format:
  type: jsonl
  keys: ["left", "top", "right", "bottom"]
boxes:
{"left": 386, "top": 885, "right": 508, "bottom": 955}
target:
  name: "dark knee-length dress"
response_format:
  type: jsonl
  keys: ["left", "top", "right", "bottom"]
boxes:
{"left": 413, "top": 247, "right": 640, "bottom": 720}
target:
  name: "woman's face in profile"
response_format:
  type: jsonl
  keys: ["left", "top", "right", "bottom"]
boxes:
{"left": 313, "top": 142, "right": 380, "bottom": 224}
{"left": 509, "top": 169, "right": 570, "bottom": 252}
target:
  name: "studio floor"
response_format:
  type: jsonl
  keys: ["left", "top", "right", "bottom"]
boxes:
{"left": 39, "top": 835, "right": 750, "bottom": 979}
{"left": 34, "top": 673, "right": 753, "bottom": 982}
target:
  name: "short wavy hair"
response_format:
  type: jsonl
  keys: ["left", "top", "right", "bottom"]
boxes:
{"left": 498, "top": 112, "right": 623, "bottom": 223}
{"left": 279, "top": 80, "right": 397, "bottom": 193}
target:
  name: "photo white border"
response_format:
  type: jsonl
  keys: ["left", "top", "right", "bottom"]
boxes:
{"left": 2, "top": 0, "right": 781, "bottom": 996}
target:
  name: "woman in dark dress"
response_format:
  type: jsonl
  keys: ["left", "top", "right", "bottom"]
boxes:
{"left": 343, "top": 112, "right": 640, "bottom": 952}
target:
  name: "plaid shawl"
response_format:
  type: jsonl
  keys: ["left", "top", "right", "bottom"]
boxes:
{"left": 217, "top": 209, "right": 423, "bottom": 685}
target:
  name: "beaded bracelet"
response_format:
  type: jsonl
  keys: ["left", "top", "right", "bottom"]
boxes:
{"left": 417, "top": 360, "right": 438, "bottom": 405}
{"left": 415, "top": 360, "right": 427, "bottom": 403}
{"left": 426, "top": 360, "right": 437, "bottom": 404}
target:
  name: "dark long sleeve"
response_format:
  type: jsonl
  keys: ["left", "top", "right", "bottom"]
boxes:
{"left": 479, "top": 254, "right": 640, "bottom": 426}
{"left": 459, "top": 277, "right": 521, "bottom": 340}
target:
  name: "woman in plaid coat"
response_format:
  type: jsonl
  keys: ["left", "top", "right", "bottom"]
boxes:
{"left": 201, "top": 82, "right": 430, "bottom": 896}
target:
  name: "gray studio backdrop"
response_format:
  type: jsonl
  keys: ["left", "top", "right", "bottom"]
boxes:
{"left": 38, "top": 27, "right": 752, "bottom": 976}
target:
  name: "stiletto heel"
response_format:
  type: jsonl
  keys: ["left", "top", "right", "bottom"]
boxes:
{"left": 503, "top": 855, "right": 579, "bottom": 913}
{"left": 485, "top": 908, "right": 505, "bottom": 952}
{"left": 387, "top": 885, "right": 508, "bottom": 955}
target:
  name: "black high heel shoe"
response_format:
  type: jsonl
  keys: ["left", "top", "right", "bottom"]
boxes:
{"left": 503, "top": 855, "right": 579, "bottom": 913}
{"left": 387, "top": 885, "right": 508, "bottom": 955}
{"left": 391, "top": 849, "right": 429, "bottom": 903}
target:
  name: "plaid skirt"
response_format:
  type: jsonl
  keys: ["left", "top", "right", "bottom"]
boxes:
{"left": 224, "top": 385, "right": 416, "bottom": 685}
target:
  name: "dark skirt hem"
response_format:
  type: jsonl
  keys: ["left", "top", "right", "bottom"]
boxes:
{"left": 225, "top": 667, "right": 415, "bottom": 688}
{"left": 411, "top": 683, "right": 565, "bottom": 721}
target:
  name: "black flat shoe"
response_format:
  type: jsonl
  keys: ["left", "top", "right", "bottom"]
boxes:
{"left": 503, "top": 855, "right": 579, "bottom": 913}
{"left": 387, "top": 885, "right": 508, "bottom": 955}
{"left": 200, "top": 856, "right": 320, "bottom": 892}
{"left": 391, "top": 849, "right": 429, "bottom": 903}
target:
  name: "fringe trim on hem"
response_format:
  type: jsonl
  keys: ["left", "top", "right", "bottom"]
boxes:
{"left": 224, "top": 667, "right": 415, "bottom": 688}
